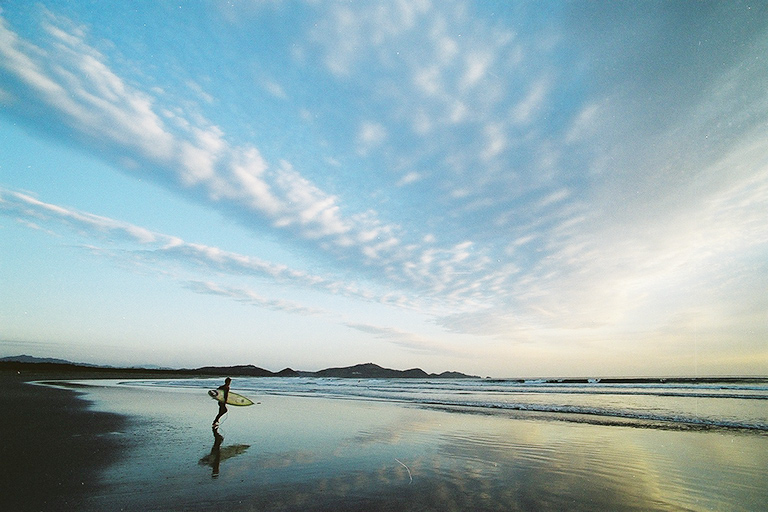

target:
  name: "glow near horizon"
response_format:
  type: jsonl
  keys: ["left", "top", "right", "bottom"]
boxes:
{"left": 1, "top": 1, "right": 767, "bottom": 378}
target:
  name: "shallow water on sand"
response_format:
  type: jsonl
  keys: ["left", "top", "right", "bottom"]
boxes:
{"left": 135, "top": 376, "right": 768, "bottom": 431}
{"left": 60, "top": 380, "right": 768, "bottom": 511}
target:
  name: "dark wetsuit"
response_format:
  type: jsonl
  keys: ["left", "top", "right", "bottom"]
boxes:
{"left": 213, "top": 380, "right": 230, "bottom": 425}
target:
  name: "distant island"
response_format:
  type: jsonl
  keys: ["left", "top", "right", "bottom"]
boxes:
{"left": 0, "top": 355, "right": 479, "bottom": 379}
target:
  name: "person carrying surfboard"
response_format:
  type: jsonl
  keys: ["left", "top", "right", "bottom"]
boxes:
{"left": 212, "top": 377, "right": 231, "bottom": 427}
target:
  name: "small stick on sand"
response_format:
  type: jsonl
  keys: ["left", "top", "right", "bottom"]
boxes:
{"left": 395, "top": 458, "right": 413, "bottom": 484}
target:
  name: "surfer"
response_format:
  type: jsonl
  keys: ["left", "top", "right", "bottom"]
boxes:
{"left": 212, "top": 377, "right": 231, "bottom": 427}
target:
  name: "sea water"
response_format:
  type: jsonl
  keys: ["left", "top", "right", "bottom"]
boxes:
{"left": 66, "top": 377, "right": 768, "bottom": 511}
{"left": 136, "top": 376, "right": 768, "bottom": 432}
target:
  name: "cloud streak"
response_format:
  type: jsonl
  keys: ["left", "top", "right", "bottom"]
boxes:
{"left": 344, "top": 322, "right": 464, "bottom": 356}
{"left": 0, "top": 187, "right": 417, "bottom": 311}
{"left": 182, "top": 280, "right": 325, "bottom": 317}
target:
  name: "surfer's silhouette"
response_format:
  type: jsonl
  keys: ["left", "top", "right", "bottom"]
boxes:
{"left": 212, "top": 377, "right": 231, "bottom": 427}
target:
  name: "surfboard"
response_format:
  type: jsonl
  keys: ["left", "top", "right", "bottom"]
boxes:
{"left": 208, "top": 389, "right": 254, "bottom": 406}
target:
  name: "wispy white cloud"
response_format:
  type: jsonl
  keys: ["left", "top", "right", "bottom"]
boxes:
{"left": 565, "top": 101, "right": 602, "bottom": 144}
{"left": 511, "top": 77, "right": 549, "bottom": 125}
{"left": 480, "top": 122, "right": 507, "bottom": 161}
{"left": 344, "top": 322, "right": 463, "bottom": 356}
{"left": 310, "top": 0, "right": 431, "bottom": 77}
{"left": 0, "top": 11, "right": 175, "bottom": 161}
{"left": 356, "top": 121, "right": 388, "bottom": 156}
{"left": 183, "top": 280, "right": 325, "bottom": 316}
{"left": 397, "top": 172, "right": 421, "bottom": 187}
{"left": 262, "top": 78, "right": 288, "bottom": 99}
{"left": 0, "top": 189, "right": 162, "bottom": 245}
{"left": 0, "top": 187, "right": 419, "bottom": 310}
{"left": 460, "top": 51, "right": 494, "bottom": 90}
{"left": 186, "top": 80, "right": 214, "bottom": 104}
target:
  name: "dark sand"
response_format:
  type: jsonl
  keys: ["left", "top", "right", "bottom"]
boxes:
{"left": 0, "top": 370, "right": 127, "bottom": 512}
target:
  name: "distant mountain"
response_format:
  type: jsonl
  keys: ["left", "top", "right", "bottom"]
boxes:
{"left": 435, "top": 371, "right": 473, "bottom": 379}
{"left": 191, "top": 364, "right": 274, "bottom": 377}
{"left": 275, "top": 367, "right": 300, "bottom": 377}
{"left": 307, "top": 362, "right": 420, "bottom": 378}
{"left": 0, "top": 355, "right": 93, "bottom": 366}
{"left": 1, "top": 355, "right": 478, "bottom": 379}
{"left": 188, "top": 362, "right": 477, "bottom": 379}
{"left": 302, "top": 362, "right": 477, "bottom": 379}
{"left": 129, "top": 364, "right": 173, "bottom": 370}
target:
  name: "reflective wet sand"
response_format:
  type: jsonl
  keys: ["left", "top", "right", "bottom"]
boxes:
{"left": 67, "top": 381, "right": 768, "bottom": 511}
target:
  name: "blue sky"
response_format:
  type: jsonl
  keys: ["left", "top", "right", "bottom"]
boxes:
{"left": 1, "top": 1, "right": 767, "bottom": 377}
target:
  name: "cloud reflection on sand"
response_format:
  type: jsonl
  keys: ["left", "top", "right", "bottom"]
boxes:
{"left": 65, "top": 380, "right": 768, "bottom": 511}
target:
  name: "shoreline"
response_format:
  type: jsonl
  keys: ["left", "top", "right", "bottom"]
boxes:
{"left": 0, "top": 370, "right": 129, "bottom": 512}
{"left": 4, "top": 372, "right": 768, "bottom": 511}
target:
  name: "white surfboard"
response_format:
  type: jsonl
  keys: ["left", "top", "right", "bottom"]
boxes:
{"left": 208, "top": 389, "right": 254, "bottom": 406}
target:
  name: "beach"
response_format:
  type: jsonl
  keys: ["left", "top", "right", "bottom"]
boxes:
{"left": 0, "top": 371, "right": 126, "bottom": 512}
{"left": 3, "top": 375, "right": 767, "bottom": 511}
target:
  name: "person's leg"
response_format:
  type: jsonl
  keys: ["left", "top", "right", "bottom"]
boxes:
{"left": 213, "top": 403, "right": 227, "bottom": 425}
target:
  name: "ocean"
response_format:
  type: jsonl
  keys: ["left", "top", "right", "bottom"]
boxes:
{"left": 139, "top": 376, "right": 768, "bottom": 433}
{"left": 61, "top": 376, "right": 768, "bottom": 511}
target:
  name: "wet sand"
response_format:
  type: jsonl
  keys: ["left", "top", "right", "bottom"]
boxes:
{"left": 3, "top": 375, "right": 768, "bottom": 511}
{"left": 0, "top": 371, "right": 127, "bottom": 512}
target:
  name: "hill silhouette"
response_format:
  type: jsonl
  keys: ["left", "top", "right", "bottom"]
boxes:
{"left": 0, "top": 355, "right": 478, "bottom": 379}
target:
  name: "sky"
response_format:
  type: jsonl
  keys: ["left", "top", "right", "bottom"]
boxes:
{"left": 1, "top": 1, "right": 767, "bottom": 378}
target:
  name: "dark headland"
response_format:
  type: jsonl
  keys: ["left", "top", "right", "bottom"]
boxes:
{"left": 0, "top": 355, "right": 479, "bottom": 379}
{"left": 4, "top": 356, "right": 765, "bottom": 384}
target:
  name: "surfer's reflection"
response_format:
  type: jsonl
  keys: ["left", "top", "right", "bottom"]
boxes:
{"left": 198, "top": 426, "right": 250, "bottom": 478}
